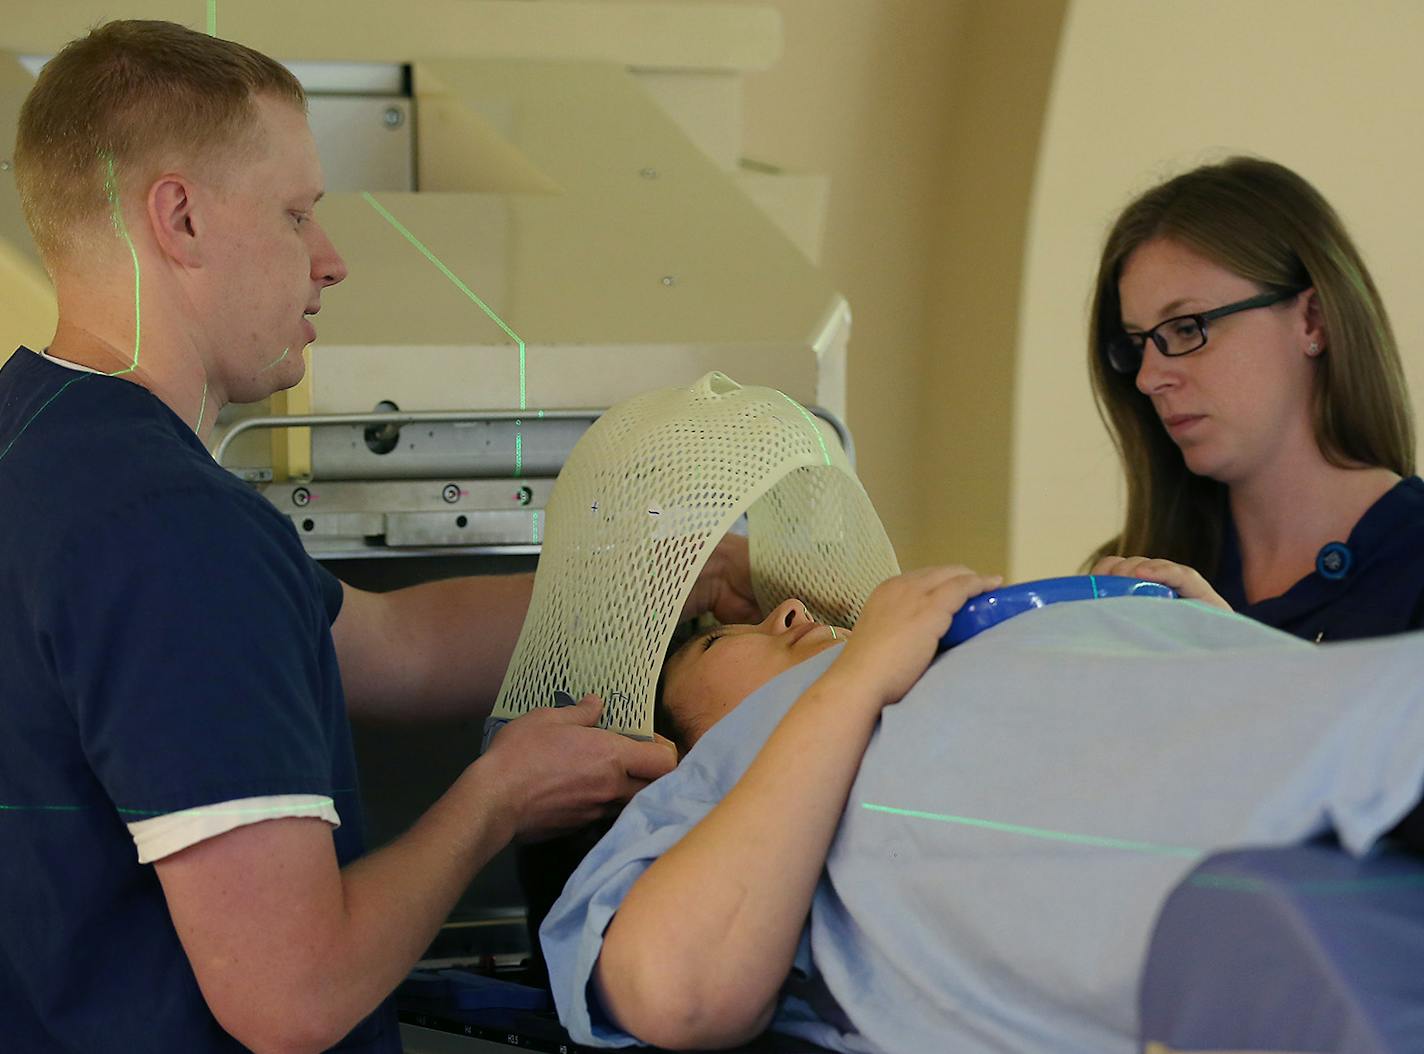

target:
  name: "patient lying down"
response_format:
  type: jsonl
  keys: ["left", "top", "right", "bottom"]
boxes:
{"left": 541, "top": 568, "right": 1424, "bottom": 1054}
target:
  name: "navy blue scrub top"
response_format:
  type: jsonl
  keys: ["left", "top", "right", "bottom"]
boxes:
{"left": 1214, "top": 477, "right": 1424, "bottom": 643}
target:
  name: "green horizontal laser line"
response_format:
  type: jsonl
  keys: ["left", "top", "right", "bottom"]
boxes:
{"left": 4, "top": 793, "right": 354, "bottom": 817}
{"left": 860, "top": 802, "right": 1201, "bottom": 858}
{"left": 116, "top": 798, "right": 334, "bottom": 819}
{"left": 777, "top": 391, "right": 831, "bottom": 467}
{"left": 1188, "top": 871, "right": 1424, "bottom": 896}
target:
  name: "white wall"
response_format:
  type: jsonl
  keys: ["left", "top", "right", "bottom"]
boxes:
{"left": 1011, "top": 0, "right": 1424, "bottom": 579}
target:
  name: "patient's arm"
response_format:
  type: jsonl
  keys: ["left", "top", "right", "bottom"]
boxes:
{"left": 594, "top": 566, "right": 1000, "bottom": 1050}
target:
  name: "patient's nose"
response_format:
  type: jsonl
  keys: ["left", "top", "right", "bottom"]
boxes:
{"left": 763, "top": 599, "right": 811, "bottom": 634}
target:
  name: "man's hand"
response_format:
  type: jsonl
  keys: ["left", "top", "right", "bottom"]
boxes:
{"left": 831, "top": 566, "right": 1002, "bottom": 708}
{"left": 1090, "top": 555, "right": 1232, "bottom": 611}
{"left": 681, "top": 533, "right": 759, "bottom": 624}
{"left": 480, "top": 697, "right": 677, "bottom": 843}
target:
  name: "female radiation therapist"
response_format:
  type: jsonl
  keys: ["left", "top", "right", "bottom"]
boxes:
{"left": 1085, "top": 156, "right": 1424, "bottom": 643}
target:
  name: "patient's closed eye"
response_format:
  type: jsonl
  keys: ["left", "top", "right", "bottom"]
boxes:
{"left": 701, "top": 632, "right": 723, "bottom": 651}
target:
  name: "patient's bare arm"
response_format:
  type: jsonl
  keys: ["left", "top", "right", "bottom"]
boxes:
{"left": 593, "top": 566, "right": 1001, "bottom": 1050}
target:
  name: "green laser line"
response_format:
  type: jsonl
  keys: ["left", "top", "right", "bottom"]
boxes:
{"left": 776, "top": 391, "right": 832, "bottom": 467}
{"left": 206, "top": 0, "right": 217, "bottom": 36}
{"left": 359, "top": 192, "right": 526, "bottom": 395}
{"left": 258, "top": 345, "right": 291, "bottom": 373}
{"left": 1089, "top": 575, "right": 1100, "bottom": 599}
{"left": 1, "top": 154, "right": 141, "bottom": 466}
{"left": 116, "top": 798, "right": 334, "bottom": 819}
{"left": 194, "top": 382, "right": 208, "bottom": 432}
{"left": 1187, "top": 871, "right": 1424, "bottom": 895}
{"left": 102, "top": 154, "right": 141, "bottom": 377}
{"left": 532, "top": 510, "right": 540, "bottom": 543}
{"left": 360, "top": 191, "right": 539, "bottom": 538}
{"left": 0, "top": 375, "right": 91, "bottom": 465}
{"left": 861, "top": 802, "right": 1201, "bottom": 859}
{"left": 3, "top": 795, "right": 350, "bottom": 818}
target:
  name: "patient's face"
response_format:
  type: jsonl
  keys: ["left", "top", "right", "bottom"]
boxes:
{"left": 661, "top": 599, "right": 848, "bottom": 751}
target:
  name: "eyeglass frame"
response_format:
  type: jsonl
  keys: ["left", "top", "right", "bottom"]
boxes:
{"left": 1105, "top": 287, "right": 1307, "bottom": 376}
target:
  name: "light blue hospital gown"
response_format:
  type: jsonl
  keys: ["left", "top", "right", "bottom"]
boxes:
{"left": 542, "top": 599, "right": 1424, "bottom": 1053}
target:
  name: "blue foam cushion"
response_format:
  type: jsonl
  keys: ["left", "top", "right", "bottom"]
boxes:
{"left": 940, "top": 575, "right": 1176, "bottom": 649}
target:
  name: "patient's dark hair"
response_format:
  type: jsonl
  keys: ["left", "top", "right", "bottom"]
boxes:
{"left": 652, "top": 621, "right": 702, "bottom": 753}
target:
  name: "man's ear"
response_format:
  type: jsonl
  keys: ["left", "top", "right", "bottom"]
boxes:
{"left": 147, "top": 174, "right": 204, "bottom": 268}
{"left": 1301, "top": 287, "right": 1328, "bottom": 356}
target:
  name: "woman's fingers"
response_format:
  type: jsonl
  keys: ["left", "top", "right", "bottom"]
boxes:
{"left": 1095, "top": 555, "right": 1232, "bottom": 611}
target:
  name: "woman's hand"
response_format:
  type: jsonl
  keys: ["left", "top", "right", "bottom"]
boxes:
{"left": 832, "top": 566, "right": 1002, "bottom": 708}
{"left": 1090, "top": 555, "right": 1232, "bottom": 611}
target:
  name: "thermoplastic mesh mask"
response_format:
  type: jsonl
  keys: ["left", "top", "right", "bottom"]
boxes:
{"left": 488, "top": 372, "right": 900, "bottom": 740}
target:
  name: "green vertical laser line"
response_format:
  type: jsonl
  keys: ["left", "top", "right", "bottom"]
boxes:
{"left": 194, "top": 383, "right": 208, "bottom": 432}
{"left": 360, "top": 191, "right": 528, "bottom": 475}
{"left": 776, "top": 391, "right": 831, "bottom": 466}
{"left": 2, "top": 155, "right": 140, "bottom": 466}
{"left": 102, "top": 154, "right": 139, "bottom": 376}
{"left": 206, "top": 0, "right": 217, "bottom": 36}
{"left": 532, "top": 510, "right": 540, "bottom": 543}
{"left": 860, "top": 802, "right": 1201, "bottom": 858}
{"left": 1089, "top": 575, "right": 1100, "bottom": 599}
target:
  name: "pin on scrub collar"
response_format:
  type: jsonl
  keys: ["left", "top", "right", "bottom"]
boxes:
{"left": 486, "top": 372, "right": 899, "bottom": 742}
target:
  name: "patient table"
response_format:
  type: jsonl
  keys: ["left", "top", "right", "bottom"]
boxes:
{"left": 1141, "top": 843, "right": 1424, "bottom": 1054}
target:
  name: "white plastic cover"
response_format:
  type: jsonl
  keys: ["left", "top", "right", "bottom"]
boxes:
{"left": 490, "top": 372, "right": 900, "bottom": 738}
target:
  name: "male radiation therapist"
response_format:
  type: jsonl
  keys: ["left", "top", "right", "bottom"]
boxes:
{"left": 0, "top": 20, "right": 755, "bottom": 1054}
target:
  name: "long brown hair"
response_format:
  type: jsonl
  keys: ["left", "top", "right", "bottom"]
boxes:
{"left": 15, "top": 20, "right": 306, "bottom": 267}
{"left": 1088, "top": 156, "right": 1414, "bottom": 576}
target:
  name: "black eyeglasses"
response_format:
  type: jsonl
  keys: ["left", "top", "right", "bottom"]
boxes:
{"left": 1105, "top": 288, "right": 1304, "bottom": 376}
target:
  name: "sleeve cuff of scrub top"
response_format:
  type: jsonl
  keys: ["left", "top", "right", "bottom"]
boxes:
{"left": 127, "top": 793, "right": 341, "bottom": 864}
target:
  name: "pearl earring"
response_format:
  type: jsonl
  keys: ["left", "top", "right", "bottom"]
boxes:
{"left": 1308, "top": 341, "right": 1320, "bottom": 355}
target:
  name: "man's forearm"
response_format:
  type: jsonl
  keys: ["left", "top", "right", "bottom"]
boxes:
{"left": 313, "top": 761, "right": 514, "bottom": 1028}
{"left": 346, "top": 573, "right": 534, "bottom": 723}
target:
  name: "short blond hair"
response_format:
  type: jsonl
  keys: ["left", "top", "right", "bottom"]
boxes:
{"left": 14, "top": 19, "right": 306, "bottom": 265}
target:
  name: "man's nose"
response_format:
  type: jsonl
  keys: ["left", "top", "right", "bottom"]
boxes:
{"left": 310, "top": 221, "right": 349, "bottom": 288}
